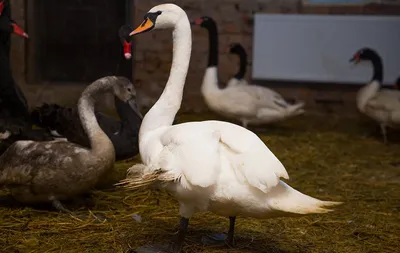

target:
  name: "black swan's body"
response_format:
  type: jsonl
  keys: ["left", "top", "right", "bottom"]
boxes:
{"left": 0, "top": 0, "right": 53, "bottom": 154}
{"left": 31, "top": 25, "right": 142, "bottom": 161}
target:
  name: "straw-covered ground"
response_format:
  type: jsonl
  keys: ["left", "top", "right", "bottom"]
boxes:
{"left": 1, "top": 113, "right": 399, "bottom": 253}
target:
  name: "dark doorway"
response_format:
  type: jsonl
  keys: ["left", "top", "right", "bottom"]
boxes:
{"left": 27, "top": 0, "right": 132, "bottom": 83}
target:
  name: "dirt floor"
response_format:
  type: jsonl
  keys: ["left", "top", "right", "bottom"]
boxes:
{"left": 0, "top": 113, "right": 399, "bottom": 253}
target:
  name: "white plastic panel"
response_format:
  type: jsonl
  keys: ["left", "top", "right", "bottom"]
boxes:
{"left": 252, "top": 14, "right": 400, "bottom": 85}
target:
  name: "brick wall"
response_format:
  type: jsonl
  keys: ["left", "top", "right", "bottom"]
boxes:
{"left": 8, "top": 0, "right": 400, "bottom": 114}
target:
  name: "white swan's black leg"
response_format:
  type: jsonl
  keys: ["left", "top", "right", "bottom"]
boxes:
{"left": 201, "top": 216, "right": 236, "bottom": 247}
{"left": 226, "top": 216, "right": 236, "bottom": 247}
{"left": 168, "top": 217, "right": 189, "bottom": 252}
{"left": 135, "top": 217, "right": 189, "bottom": 253}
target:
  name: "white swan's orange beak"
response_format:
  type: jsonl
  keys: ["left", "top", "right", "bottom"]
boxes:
{"left": 129, "top": 18, "right": 154, "bottom": 36}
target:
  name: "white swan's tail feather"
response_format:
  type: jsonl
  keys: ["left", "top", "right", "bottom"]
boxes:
{"left": 267, "top": 181, "right": 342, "bottom": 217}
{"left": 116, "top": 164, "right": 177, "bottom": 190}
{"left": 256, "top": 100, "right": 305, "bottom": 124}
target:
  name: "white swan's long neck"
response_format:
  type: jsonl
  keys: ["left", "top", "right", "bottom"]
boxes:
{"left": 78, "top": 77, "right": 115, "bottom": 156}
{"left": 139, "top": 16, "right": 192, "bottom": 136}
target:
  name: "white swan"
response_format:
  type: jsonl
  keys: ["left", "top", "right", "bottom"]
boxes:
{"left": 191, "top": 16, "right": 305, "bottom": 128}
{"left": 121, "top": 4, "right": 341, "bottom": 253}
{"left": 350, "top": 48, "right": 400, "bottom": 143}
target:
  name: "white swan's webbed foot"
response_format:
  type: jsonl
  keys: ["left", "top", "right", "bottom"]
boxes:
{"left": 201, "top": 216, "right": 236, "bottom": 247}
{"left": 135, "top": 217, "right": 189, "bottom": 253}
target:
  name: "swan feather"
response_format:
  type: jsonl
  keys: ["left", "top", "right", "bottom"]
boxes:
{"left": 149, "top": 120, "right": 289, "bottom": 193}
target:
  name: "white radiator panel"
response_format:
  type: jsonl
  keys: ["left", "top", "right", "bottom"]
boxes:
{"left": 252, "top": 14, "right": 400, "bottom": 85}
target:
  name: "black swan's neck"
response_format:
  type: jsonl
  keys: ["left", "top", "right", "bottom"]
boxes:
{"left": 114, "top": 45, "right": 140, "bottom": 131}
{"left": 206, "top": 22, "right": 218, "bottom": 67}
{"left": 116, "top": 53, "right": 132, "bottom": 81}
{"left": 234, "top": 48, "right": 247, "bottom": 80}
{"left": 369, "top": 54, "right": 383, "bottom": 83}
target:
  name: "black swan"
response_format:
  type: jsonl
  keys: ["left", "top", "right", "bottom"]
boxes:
{"left": 0, "top": 1, "right": 54, "bottom": 155}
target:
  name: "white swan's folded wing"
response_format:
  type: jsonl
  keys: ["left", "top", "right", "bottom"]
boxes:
{"left": 241, "top": 85, "right": 291, "bottom": 110}
{"left": 379, "top": 89, "right": 400, "bottom": 99}
{"left": 160, "top": 123, "right": 221, "bottom": 188}
{"left": 367, "top": 92, "right": 400, "bottom": 112}
{"left": 209, "top": 121, "right": 289, "bottom": 193}
{"left": 159, "top": 121, "right": 289, "bottom": 193}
